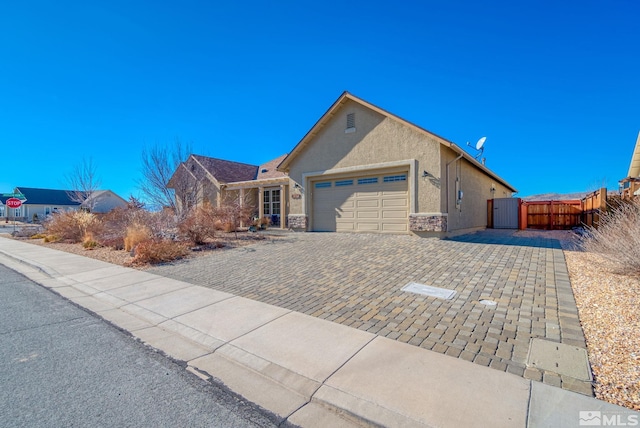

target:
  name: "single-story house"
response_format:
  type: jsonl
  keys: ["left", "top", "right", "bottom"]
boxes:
{"left": 619, "top": 131, "right": 640, "bottom": 199}
{"left": 82, "top": 190, "right": 129, "bottom": 213}
{"left": 170, "top": 92, "right": 517, "bottom": 237}
{"left": 1, "top": 187, "right": 127, "bottom": 221}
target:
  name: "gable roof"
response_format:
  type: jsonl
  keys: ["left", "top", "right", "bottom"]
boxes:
{"left": 14, "top": 187, "right": 80, "bottom": 206}
{"left": 627, "top": 131, "right": 640, "bottom": 178}
{"left": 191, "top": 155, "right": 259, "bottom": 183}
{"left": 82, "top": 190, "right": 128, "bottom": 205}
{"left": 277, "top": 91, "right": 517, "bottom": 193}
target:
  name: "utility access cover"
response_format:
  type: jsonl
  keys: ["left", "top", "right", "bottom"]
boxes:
{"left": 527, "top": 338, "right": 592, "bottom": 381}
{"left": 402, "top": 282, "right": 456, "bottom": 300}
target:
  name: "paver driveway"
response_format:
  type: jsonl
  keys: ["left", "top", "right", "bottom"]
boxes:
{"left": 149, "top": 229, "right": 591, "bottom": 394}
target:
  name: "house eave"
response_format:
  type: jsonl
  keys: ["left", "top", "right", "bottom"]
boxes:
{"left": 223, "top": 177, "right": 290, "bottom": 191}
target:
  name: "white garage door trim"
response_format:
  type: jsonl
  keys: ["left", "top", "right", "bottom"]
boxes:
{"left": 311, "top": 172, "right": 409, "bottom": 234}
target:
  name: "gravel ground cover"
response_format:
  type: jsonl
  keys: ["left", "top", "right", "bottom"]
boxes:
{"left": 6, "top": 228, "right": 639, "bottom": 410}
{"left": 563, "top": 244, "right": 640, "bottom": 410}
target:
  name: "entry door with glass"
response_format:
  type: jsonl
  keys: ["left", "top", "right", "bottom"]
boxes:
{"left": 263, "top": 189, "right": 281, "bottom": 225}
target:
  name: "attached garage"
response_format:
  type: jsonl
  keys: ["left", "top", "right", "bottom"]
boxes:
{"left": 311, "top": 172, "right": 409, "bottom": 234}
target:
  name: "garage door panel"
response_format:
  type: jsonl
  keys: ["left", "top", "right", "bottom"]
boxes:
{"left": 382, "top": 198, "right": 407, "bottom": 207}
{"left": 382, "top": 223, "right": 408, "bottom": 232}
{"left": 382, "top": 210, "right": 407, "bottom": 219}
{"left": 357, "top": 222, "right": 381, "bottom": 231}
{"left": 336, "top": 223, "right": 355, "bottom": 231}
{"left": 356, "top": 199, "right": 380, "bottom": 208}
{"left": 338, "top": 211, "right": 355, "bottom": 219}
{"left": 357, "top": 211, "right": 380, "bottom": 219}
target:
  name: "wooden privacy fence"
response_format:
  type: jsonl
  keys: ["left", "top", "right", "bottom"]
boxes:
{"left": 488, "top": 188, "right": 608, "bottom": 230}
{"left": 519, "top": 200, "right": 582, "bottom": 230}
{"left": 581, "top": 188, "right": 607, "bottom": 228}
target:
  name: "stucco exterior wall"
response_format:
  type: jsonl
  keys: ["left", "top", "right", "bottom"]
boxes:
{"left": 441, "top": 147, "right": 513, "bottom": 232}
{"left": 285, "top": 100, "right": 442, "bottom": 218}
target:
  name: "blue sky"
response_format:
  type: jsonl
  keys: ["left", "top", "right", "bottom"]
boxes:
{"left": 1, "top": 1, "right": 638, "bottom": 200}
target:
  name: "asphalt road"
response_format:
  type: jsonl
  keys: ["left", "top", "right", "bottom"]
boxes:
{"left": 0, "top": 264, "right": 290, "bottom": 428}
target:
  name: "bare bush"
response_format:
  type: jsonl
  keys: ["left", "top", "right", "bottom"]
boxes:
{"left": 219, "top": 192, "right": 257, "bottom": 238}
{"left": 178, "top": 203, "right": 219, "bottom": 245}
{"left": 93, "top": 203, "right": 152, "bottom": 250}
{"left": 44, "top": 211, "right": 100, "bottom": 243}
{"left": 129, "top": 239, "right": 189, "bottom": 265}
{"left": 580, "top": 198, "right": 640, "bottom": 275}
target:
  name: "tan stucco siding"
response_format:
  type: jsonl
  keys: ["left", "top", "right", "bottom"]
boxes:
{"left": 441, "top": 147, "right": 513, "bottom": 231}
{"left": 286, "top": 100, "right": 442, "bottom": 215}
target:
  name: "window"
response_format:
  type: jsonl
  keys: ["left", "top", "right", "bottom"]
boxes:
{"left": 357, "top": 177, "right": 378, "bottom": 185}
{"left": 315, "top": 182, "right": 331, "bottom": 188}
{"left": 263, "top": 189, "right": 281, "bottom": 216}
{"left": 383, "top": 174, "right": 407, "bottom": 182}
{"left": 335, "top": 179, "right": 353, "bottom": 187}
{"left": 345, "top": 113, "right": 355, "bottom": 133}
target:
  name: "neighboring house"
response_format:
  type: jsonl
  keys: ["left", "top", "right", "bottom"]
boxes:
{"left": 619, "top": 131, "right": 640, "bottom": 199}
{"left": 171, "top": 92, "right": 517, "bottom": 237}
{"left": 81, "top": 190, "right": 128, "bottom": 213}
{"left": 3, "top": 187, "right": 127, "bottom": 221}
{"left": 7, "top": 187, "right": 79, "bottom": 221}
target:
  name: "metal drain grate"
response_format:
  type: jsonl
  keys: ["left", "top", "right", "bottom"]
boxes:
{"left": 402, "top": 282, "right": 456, "bottom": 300}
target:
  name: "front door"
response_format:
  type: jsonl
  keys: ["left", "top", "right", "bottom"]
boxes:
{"left": 263, "top": 189, "right": 281, "bottom": 225}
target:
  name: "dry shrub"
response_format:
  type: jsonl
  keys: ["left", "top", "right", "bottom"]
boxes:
{"left": 178, "top": 203, "right": 219, "bottom": 244}
{"left": 124, "top": 224, "right": 152, "bottom": 252}
{"left": 129, "top": 239, "right": 189, "bottom": 265}
{"left": 93, "top": 205, "right": 154, "bottom": 249}
{"left": 580, "top": 198, "right": 640, "bottom": 275}
{"left": 82, "top": 233, "right": 99, "bottom": 249}
{"left": 44, "top": 211, "right": 99, "bottom": 243}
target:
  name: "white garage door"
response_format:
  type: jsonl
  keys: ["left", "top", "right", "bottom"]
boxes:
{"left": 312, "top": 173, "right": 409, "bottom": 234}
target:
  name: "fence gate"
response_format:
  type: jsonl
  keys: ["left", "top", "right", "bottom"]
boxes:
{"left": 492, "top": 198, "right": 520, "bottom": 229}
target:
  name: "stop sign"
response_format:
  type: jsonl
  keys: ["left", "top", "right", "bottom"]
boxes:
{"left": 6, "top": 198, "right": 22, "bottom": 209}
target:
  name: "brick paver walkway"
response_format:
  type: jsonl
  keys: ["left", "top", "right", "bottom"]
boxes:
{"left": 148, "top": 229, "right": 590, "bottom": 394}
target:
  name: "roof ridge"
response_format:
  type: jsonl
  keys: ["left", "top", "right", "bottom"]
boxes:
{"left": 191, "top": 154, "right": 258, "bottom": 168}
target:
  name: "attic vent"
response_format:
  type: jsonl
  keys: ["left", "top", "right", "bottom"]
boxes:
{"left": 345, "top": 113, "right": 356, "bottom": 133}
{"left": 261, "top": 168, "right": 268, "bottom": 173}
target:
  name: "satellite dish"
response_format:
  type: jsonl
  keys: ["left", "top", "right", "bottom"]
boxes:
{"left": 475, "top": 137, "right": 486, "bottom": 150}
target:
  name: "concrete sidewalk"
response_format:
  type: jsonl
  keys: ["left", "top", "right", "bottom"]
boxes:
{"left": 0, "top": 237, "right": 636, "bottom": 428}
